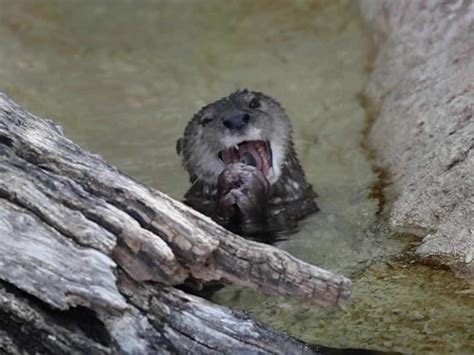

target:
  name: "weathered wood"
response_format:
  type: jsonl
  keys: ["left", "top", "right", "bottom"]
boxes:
{"left": 0, "top": 199, "right": 126, "bottom": 311}
{"left": 0, "top": 92, "right": 351, "bottom": 353}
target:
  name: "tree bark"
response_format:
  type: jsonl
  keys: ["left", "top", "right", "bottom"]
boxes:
{"left": 0, "top": 93, "right": 351, "bottom": 354}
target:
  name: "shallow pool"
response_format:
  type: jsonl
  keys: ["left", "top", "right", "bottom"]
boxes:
{"left": 0, "top": 1, "right": 472, "bottom": 353}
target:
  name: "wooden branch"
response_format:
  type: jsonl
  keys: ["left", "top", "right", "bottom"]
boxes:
{"left": 0, "top": 92, "right": 351, "bottom": 353}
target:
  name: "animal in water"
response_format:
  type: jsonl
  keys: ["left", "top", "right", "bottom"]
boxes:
{"left": 177, "top": 90, "right": 318, "bottom": 237}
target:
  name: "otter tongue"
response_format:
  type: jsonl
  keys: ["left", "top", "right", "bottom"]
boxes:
{"left": 238, "top": 142, "right": 263, "bottom": 170}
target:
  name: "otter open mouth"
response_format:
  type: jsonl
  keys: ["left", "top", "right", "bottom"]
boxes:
{"left": 218, "top": 140, "right": 273, "bottom": 179}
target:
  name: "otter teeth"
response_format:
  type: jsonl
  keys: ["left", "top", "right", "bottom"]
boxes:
{"left": 219, "top": 140, "right": 273, "bottom": 180}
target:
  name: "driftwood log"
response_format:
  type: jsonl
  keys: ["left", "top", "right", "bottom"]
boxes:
{"left": 0, "top": 93, "right": 351, "bottom": 354}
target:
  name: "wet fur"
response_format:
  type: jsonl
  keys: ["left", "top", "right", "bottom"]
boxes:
{"left": 177, "top": 90, "right": 319, "bottom": 236}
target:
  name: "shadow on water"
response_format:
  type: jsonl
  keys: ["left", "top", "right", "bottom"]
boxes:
{"left": 0, "top": 0, "right": 473, "bottom": 353}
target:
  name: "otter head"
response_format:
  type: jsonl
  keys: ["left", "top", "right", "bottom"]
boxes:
{"left": 177, "top": 90, "right": 291, "bottom": 186}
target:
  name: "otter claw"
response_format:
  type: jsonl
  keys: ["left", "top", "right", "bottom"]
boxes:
{"left": 216, "top": 162, "right": 270, "bottom": 223}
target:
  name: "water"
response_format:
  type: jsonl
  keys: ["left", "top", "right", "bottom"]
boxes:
{"left": 0, "top": 1, "right": 472, "bottom": 353}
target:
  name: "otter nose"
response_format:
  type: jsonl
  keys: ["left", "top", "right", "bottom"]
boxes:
{"left": 223, "top": 113, "right": 251, "bottom": 130}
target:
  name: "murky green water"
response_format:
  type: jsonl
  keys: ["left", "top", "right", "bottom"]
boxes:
{"left": 0, "top": 1, "right": 472, "bottom": 353}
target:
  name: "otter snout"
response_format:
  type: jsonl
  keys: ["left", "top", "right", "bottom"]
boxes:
{"left": 223, "top": 112, "right": 251, "bottom": 130}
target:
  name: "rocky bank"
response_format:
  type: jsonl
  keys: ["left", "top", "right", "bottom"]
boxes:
{"left": 359, "top": 0, "right": 473, "bottom": 272}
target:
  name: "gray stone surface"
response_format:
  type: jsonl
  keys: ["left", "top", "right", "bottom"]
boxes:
{"left": 359, "top": 0, "right": 473, "bottom": 268}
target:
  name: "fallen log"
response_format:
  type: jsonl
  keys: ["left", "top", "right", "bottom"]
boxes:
{"left": 0, "top": 92, "right": 351, "bottom": 353}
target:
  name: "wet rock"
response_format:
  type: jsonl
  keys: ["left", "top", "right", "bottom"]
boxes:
{"left": 359, "top": 1, "right": 474, "bottom": 271}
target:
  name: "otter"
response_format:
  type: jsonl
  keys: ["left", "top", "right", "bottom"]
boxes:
{"left": 177, "top": 90, "right": 318, "bottom": 237}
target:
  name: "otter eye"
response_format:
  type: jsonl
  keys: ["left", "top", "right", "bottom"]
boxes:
{"left": 249, "top": 97, "right": 261, "bottom": 109}
{"left": 201, "top": 117, "right": 213, "bottom": 126}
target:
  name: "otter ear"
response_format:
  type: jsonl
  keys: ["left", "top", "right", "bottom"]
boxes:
{"left": 176, "top": 138, "right": 183, "bottom": 156}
